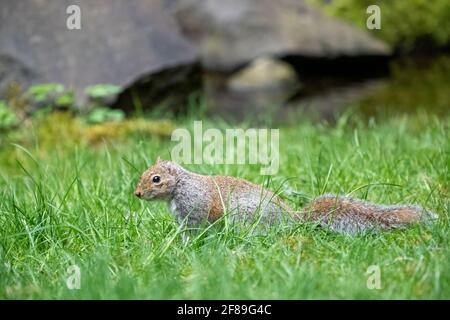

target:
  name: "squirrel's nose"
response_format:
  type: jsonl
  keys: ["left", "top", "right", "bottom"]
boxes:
{"left": 135, "top": 190, "right": 142, "bottom": 198}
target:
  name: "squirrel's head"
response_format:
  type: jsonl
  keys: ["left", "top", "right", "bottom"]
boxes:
{"left": 135, "top": 157, "right": 181, "bottom": 201}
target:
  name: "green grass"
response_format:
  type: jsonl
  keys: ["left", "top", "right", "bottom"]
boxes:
{"left": 0, "top": 110, "right": 448, "bottom": 299}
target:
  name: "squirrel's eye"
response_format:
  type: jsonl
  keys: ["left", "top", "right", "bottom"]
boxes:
{"left": 152, "top": 176, "right": 161, "bottom": 183}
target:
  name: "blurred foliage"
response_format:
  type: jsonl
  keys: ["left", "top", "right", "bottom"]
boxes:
{"left": 85, "top": 107, "right": 125, "bottom": 124}
{"left": 84, "top": 84, "right": 123, "bottom": 120}
{"left": 4, "top": 82, "right": 29, "bottom": 116}
{"left": 0, "top": 100, "right": 19, "bottom": 130}
{"left": 360, "top": 56, "right": 450, "bottom": 117}
{"left": 55, "top": 92, "right": 75, "bottom": 107}
{"left": 309, "top": 0, "right": 450, "bottom": 50}
{"left": 27, "top": 83, "right": 65, "bottom": 102}
{"left": 85, "top": 84, "right": 121, "bottom": 99}
{"left": 26, "top": 83, "right": 75, "bottom": 110}
{"left": 6, "top": 110, "right": 175, "bottom": 153}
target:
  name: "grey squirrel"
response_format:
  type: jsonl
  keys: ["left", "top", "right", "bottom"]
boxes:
{"left": 135, "top": 158, "right": 436, "bottom": 234}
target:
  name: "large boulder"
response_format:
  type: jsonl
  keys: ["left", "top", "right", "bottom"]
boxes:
{"left": 205, "top": 57, "right": 300, "bottom": 121}
{"left": 0, "top": 0, "right": 200, "bottom": 107}
{"left": 173, "top": 0, "right": 391, "bottom": 71}
{"left": 169, "top": 0, "right": 392, "bottom": 121}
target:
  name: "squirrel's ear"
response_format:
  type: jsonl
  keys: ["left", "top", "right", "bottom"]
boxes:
{"left": 156, "top": 156, "right": 162, "bottom": 164}
{"left": 165, "top": 162, "right": 179, "bottom": 176}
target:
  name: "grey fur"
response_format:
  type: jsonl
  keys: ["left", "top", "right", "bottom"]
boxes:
{"left": 304, "top": 193, "right": 437, "bottom": 234}
{"left": 136, "top": 161, "right": 438, "bottom": 235}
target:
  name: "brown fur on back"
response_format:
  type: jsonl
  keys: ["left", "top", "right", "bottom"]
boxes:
{"left": 206, "top": 175, "right": 291, "bottom": 223}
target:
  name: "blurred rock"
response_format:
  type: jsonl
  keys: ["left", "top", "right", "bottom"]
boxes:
{"left": 173, "top": 0, "right": 391, "bottom": 71}
{"left": 228, "top": 57, "right": 299, "bottom": 91}
{"left": 206, "top": 57, "right": 301, "bottom": 121}
{"left": 0, "top": 0, "right": 200, "bottom": 108}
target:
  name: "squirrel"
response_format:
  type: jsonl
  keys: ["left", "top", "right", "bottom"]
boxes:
{"left": 134, "top": 158, "right": 436, "bottom": 234}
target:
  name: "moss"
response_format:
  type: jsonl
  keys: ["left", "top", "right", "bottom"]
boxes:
{"left": 34, "top": 111, "right": 84, "bottom": 151}
{"left": 85, "top": 119, "right": 176, "bottom": 145}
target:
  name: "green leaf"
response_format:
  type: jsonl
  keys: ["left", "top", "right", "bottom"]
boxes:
{"left": 85, "top": 84, "right": 122, "bottom": 99}
{"left": 0, "top": 100, "right": 19, "bottom": 129}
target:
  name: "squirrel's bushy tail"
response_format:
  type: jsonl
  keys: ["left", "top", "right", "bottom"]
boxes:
{"left": 301, "top": 194, "right": 437, "bottom": 234}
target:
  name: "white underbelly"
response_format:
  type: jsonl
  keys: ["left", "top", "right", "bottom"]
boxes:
{"left": 169, "top": 199, "right": 178, "bottom": 217}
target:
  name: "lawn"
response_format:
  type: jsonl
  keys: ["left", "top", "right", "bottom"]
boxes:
{"left": 0, "top": 110, "right": 448, "bottom": 299}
